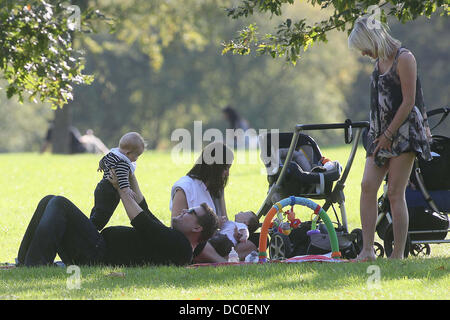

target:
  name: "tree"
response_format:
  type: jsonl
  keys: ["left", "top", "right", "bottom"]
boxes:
{"left": 0, "top": 0, "right": 228, "bottom": 153}
{"left": 0, "top": 0, "right": 227, "bottom": 108}
{"left": 69, "top": 2, "right": 361, "bottom": 148}
{"left": 0, "top": 0, "right": 98, "bottom": 107}
{"left": 222, "top": 0, "right": 449, "bottom": 64}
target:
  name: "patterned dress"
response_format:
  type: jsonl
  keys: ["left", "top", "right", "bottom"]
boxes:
{"left": 367, "top": 47, "right": 432, "bottom": 166}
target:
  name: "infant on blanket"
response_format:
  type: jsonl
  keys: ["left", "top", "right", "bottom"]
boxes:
{"left": 208, "top": 211, "right": 259, "bottom": 258}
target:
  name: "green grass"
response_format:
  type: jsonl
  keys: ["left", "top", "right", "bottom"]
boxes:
{"left": 0, "top": 147, "right": 448, "bottom": 300}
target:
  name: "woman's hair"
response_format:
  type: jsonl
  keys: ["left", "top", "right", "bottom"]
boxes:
{"left": 348, "top": 16, "right": 401, "bottom": 60}
{"left": 187, "top": 141, "right": 234, "bottom": 198}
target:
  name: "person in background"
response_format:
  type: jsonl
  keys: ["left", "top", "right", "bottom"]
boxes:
{"left": 222, "top": 106, "right": 254, "bottom": 149}
{"left": 80, "top": 129, "right": 109, "bottom": 155}
{"left": 222, "top": 106, "right": 250, "bottom": 131}
{"left": 40, "top": 122, "right": 87, "bottom": 154}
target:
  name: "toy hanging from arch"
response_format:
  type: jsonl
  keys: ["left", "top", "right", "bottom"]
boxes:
{"left": 258, "top": 196, "right": 341, "bottom": 262}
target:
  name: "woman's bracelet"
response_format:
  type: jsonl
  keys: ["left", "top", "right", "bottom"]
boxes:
{"left": 383, "top": 131, "right": 394, "bottom": 142}
{"left": 385, "top": 127, "right": 395, "bottom": 137}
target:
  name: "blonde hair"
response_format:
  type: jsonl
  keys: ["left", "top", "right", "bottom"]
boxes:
{"left": 348, "top": 16, "right": 401, "bottom": 61}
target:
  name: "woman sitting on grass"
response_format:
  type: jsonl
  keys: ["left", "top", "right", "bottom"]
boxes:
{"left": 16, "top": 171, "right": 218, "bottom": 267}
{"left": 170, "top": 141, "right": 259, "bottom": 263}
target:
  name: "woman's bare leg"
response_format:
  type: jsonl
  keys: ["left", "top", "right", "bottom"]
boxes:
{"left": 357, "top": 156, "right": 389, "bottom": 261}
{"left": 386, "top": 152, "right": 415, "bottom": 259}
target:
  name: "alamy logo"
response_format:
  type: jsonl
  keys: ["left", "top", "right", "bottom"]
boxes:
{"left": 66, "top": 265, "right": 81, "bottom": 290}
{"left": 65, "top": 4, "right": 81, "bottom": 31}
{"left": 170, "top": 121, "right": 280, "bottom": 173}
{"left": 366, "top": 265, "right": 381, "bottom": 289}
{"left": 366, "top": 5, "right": 381, "bottom": 30}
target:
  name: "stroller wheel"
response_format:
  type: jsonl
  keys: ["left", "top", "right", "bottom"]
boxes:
{"left": 269, "top": 233, "right": 293, "bottom": 260}
{"left": 351, "top": 228, "right": 384, "bottom": 258}
{"left": 383, "top": 224, "right": 411, "bottom": 258}
{"left": 410, "top": 243, "right": 431, "bottom": 257}
{"left": 350, "top": 228, "right": 363, "bottom": 254}
{"left": 373, "top": 242, "right": 384, "bottom": 258}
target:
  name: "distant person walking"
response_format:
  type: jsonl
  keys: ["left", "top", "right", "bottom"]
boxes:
{"left": 222, "top": 106, "right": 250, "bottom": 132}
{"left": 222, "top": 106, "right": 255, "bottom": 149}
{"left": 348, "top": 17, "right": 432, "bottom": 260}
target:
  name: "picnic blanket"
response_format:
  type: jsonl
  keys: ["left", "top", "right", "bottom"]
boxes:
{"left": 187, "top": 254, "right": 347, "bottom": 268}
{"left": 2, "top": 255, "right": 348, "bottom": 270}
{"left": 0, "top": 263, "right": 16, "bottom": 270}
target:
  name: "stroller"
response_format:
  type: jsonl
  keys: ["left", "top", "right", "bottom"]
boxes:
{"left": 374, "top": 107, "right": 450, "bottom": 258}
{"left": 256, "top": 120, "right": 377, "bottom": 260}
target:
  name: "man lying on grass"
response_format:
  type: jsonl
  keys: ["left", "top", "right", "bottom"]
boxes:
{"left": 16, "top": 169, "right": 218, "bottom": 267}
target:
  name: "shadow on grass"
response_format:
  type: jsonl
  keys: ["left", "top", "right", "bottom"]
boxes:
{"left": 1, "top": 257, "right": 448, "bottom": 298}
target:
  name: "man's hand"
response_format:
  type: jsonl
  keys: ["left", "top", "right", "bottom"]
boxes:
{"left": 107, "top": 170, "right": 137, "bottom": 200}
{"left": 106, "top": 168, "right": 119, "bottom": 189}
{"left": 107, "top": 168, "right": 142, "bottom": 222}
{"left": 123, "top": 187, "right": 138, "bottom": 202}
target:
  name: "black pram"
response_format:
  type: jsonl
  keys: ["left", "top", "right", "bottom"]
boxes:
{"left": 257, "top": 121, "right": 371, "bottom": 260}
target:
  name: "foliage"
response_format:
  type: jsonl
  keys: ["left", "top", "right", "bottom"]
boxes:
{"left": 0, "top": 0, "right": 231, "bottom": 107}
{"left": 69, "top": 3, "right": 360, "bottom": 149}
{"left": 0, "top": 88, "right": 52, "bottom": 152}
{"left": 100, "top": 0, "right": 228, "bottom": 71}
{"left": 0, "top": 1, "right": 447, "bottom": 152}
{"left": 222, "top": 0, "right": 449, "bottom": 64}
{"left": 0, "top": 0, "right": 106, "bottom": 107}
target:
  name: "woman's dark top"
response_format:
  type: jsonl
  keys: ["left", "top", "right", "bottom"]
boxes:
{"left": 100, "top": 199, "right": 193, "bottom": 266}
{"left": 367, "top": 47, "right": 432, "bottom": 164}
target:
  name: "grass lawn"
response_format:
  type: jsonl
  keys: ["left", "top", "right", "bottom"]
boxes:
{"left": 0, "top": 146, "right": 448, "bottom": 300}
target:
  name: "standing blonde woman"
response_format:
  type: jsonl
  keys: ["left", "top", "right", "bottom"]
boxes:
{"left": 348, "top": 17, "right": 432, "bottom": 260}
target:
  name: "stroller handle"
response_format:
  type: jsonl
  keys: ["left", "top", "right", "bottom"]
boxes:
{"left": 256, "top": 119, "right": 368, "bottom": 221}
{"left": 427, "top": 106, "right": 449, "bottom": 117}
{"left": 427, "top": 107, "right": 449, "bottom": 131}
{"left": 295, "top": 121, "right": 369, "bottom": 132}
{"left": 295, "top": 120, "right": 369, "bottom": 146}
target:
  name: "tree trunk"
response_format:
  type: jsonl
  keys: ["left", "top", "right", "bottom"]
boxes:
{"left": 52, "top": 105, "right": 72, "bottom": 154}
{"left": 51, "top": 0, "right": 89, "bottom": 154}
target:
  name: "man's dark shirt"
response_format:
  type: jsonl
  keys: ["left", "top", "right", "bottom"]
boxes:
{"left": 100, "top": 199, "right": 193, "bottom": 266}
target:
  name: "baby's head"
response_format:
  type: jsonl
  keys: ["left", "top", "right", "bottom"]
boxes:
{"left": 119, "top": 132, "right": 146, "bottom": 162}
{"left": 235, "top": 211, "right": 259, "bottom": 233}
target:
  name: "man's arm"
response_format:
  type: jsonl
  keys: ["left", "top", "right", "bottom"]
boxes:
{"left": 170, "top": 189, "right": 188, "bottom": 226}
{"left": 129, "top": 172, "right": 144, "bottom": 204}
{"left": 116, "top": 186, "right": 177, "bottom": 246}
{"left": 117, "top": 187, "right": 143, "bottom": 222}
{"left": 108, "top": 169, "right": 157, "bottom": 223}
